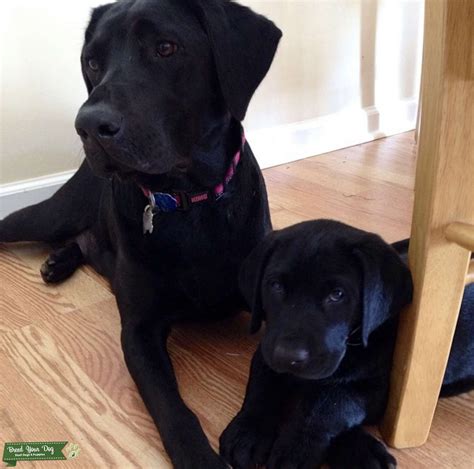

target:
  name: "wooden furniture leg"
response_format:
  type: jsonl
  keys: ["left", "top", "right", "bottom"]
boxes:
{"left": 381, "top": 0, "right": 474, "bottom": 448}
{"left": 414, "top": 69, "right": 423, "bottom": 143}
{"left": 467, "top": 259, "right": 474, "bottom": 286}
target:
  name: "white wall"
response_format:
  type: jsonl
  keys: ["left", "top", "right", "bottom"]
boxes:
{"left": 242, "top": 0, "right": 423, "bottom": 168}
{"left": 0, "top": 0, "right": 423, "bottom": 189}
{"left": 1, "top": 1, "right": 105, "bottom": 185}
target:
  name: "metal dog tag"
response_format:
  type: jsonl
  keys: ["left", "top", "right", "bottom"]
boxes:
{"left": 143, "top": 205, "right": 155, "bottom": 234}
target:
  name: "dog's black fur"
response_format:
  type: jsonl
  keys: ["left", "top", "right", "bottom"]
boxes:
{"left": 220, "top": 220, "right": 474, "bottom": 469}
{"left": 0, "top": 1, "right": 282, "bottom": 467}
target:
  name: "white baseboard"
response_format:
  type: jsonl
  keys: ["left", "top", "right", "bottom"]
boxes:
{"left": 249, "top": 98, "right": 418, "bottom": 169}
{"left": 0, "top": 98, "right": 417, "bottom": 218}
{"left": 0, "top": 170, "right": 76, "bottom": 219}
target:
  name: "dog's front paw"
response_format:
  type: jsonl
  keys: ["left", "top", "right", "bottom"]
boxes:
{"left": 40, "top": 244, "right": 83, "bottom": 284}
{"left": 267, "top": 432, "right": 325, "bottom": 469}
{"left": 327, "top": 428, "right": 396, "bottom": 469}
{"left": 220, "top": 412, "right": 277, "bottom": 469}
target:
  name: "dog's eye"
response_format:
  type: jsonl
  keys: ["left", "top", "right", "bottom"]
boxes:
{"left": 156, "top": 41, "right": 178, "bottom": 58}
{"left": 87, "top": 59, "right": 100, "bottom": 72}
{"left": 328, "top": 288, "right": 345, "bottom": 303}
{"left": 270, "top": 280, "right": 285, "bottom": 293}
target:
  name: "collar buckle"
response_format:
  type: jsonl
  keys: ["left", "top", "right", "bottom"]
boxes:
{"left": 153, "top": 192, "right": 179, "bottom": 213}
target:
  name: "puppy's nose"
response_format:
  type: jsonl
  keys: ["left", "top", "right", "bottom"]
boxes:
{"left": 75, "top": 105, "right": 123, "bottom": 141}
{"left": 272, "top": 343, "right": 310, "bottom": 371}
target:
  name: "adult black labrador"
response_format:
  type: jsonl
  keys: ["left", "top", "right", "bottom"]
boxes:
{"left": 220, "top": 220, "right": 474, "bottom": 468}
{"left": 0, "top": 1, "right": 282, "bottom": 467}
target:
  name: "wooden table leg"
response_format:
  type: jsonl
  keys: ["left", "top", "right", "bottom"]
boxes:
{"left": 381, "top": 0, "right": 474, "bottom": 448}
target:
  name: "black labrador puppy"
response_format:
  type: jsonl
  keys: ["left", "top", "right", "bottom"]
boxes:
{"left": 0, "top": 1, "right": 281, "bottom": 467}
{"left": 220, "top": 220, "right": 474, "bottom": 469}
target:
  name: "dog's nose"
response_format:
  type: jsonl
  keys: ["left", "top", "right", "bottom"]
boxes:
{"left": 75, "top": 105, "right": 123, "bottom": 141}
{"left": 272, "top": 343, "right": 310, "bottom": 371}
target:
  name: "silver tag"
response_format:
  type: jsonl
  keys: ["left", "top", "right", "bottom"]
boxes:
{"left": 143, "top": 205, "right": 155, "bottom": 234}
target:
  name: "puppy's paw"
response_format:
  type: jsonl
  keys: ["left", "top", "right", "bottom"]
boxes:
{"left": 220, "top": 412, "right": 277, "bottom": 469}
{"left": 40, "top": 244, "right": 83, "bottom": 284}
{"left": 327, "top": 428, "right": 396, "bottom": 469}
{"left": 267, "top": 433, "right": 324, "bottom": 469}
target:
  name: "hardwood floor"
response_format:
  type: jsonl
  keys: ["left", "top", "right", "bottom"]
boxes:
{"left": 1, "top": 132, "right": 472, "bottom": 468}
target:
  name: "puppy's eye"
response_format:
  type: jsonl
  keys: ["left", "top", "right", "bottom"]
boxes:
{"left": 327, "top": 288, "right": 345, "bottom": 303}
{"left": 87, "top": 58, "right": 100, "bottom": 72}
{"left": 270, "top": 280, "right": 285, "bottom": 293}
{"left": 156, "top": 41, "right": 178, "bottom": 58}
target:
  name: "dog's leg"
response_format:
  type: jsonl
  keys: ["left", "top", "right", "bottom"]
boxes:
{"left": 219, "top": 346, "right": 289, "bottom": 468}
{"left": 121, "top": 320, "right": 226, "bottom": 469}
{"left": 327, "top": 427, "right": 396, "bottom": 469}
{"left": 0, "top": 161, "right": 104, "bottom": 243}
{"left": 115, "top": 264, "right": 227, "bottom": 469}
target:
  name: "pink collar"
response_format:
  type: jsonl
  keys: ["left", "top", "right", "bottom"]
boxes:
{"left": 141, "top": 135, "right": 245, "bottom": 230}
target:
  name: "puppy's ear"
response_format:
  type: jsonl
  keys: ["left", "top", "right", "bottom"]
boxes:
{"left": 192, "top": 0, "right": 282, "bottom": 121}
{"left": 239, "top": 233, "right": 276, "bottom": 333}
{"left": 353, "top": 235, "right": 413, "bottom": 346}
{"left": 80, "top": 5, "right": 113, "bottom": 94}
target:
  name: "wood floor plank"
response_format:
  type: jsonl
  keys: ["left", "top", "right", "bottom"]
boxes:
{"left": 0, "top": 326, "right": 168, "bottom": 468}
{"left": 0, "top": 347, "right": 100, "bottom": 469}
{"left": 168, "top": 315, "right": 260, "bottom": 447}
{"left": 9, "top": 243, "right": 113, "bottom": 309}
{"left": 0, "top": 247, "right": 76, "bottom": 334}
{"left": 39, "top": 299, "right": 165, "bottom": 447}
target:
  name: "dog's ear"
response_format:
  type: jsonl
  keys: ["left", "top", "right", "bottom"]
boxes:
{"left": 353, "top": 235, "right": 413, "bottom": 346}
{"left": 239, "top": 233, "right": 276, "bottom": 333}
{"left": 192, "top": 0, "right": 282, "bottom": 121}
{"left": 80, "top": 5, "right": 113, "bottom": 94}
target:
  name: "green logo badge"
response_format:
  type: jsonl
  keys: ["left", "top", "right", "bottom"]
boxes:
{"left": 2, "top": 442, "right": 80, "bottom": 467}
